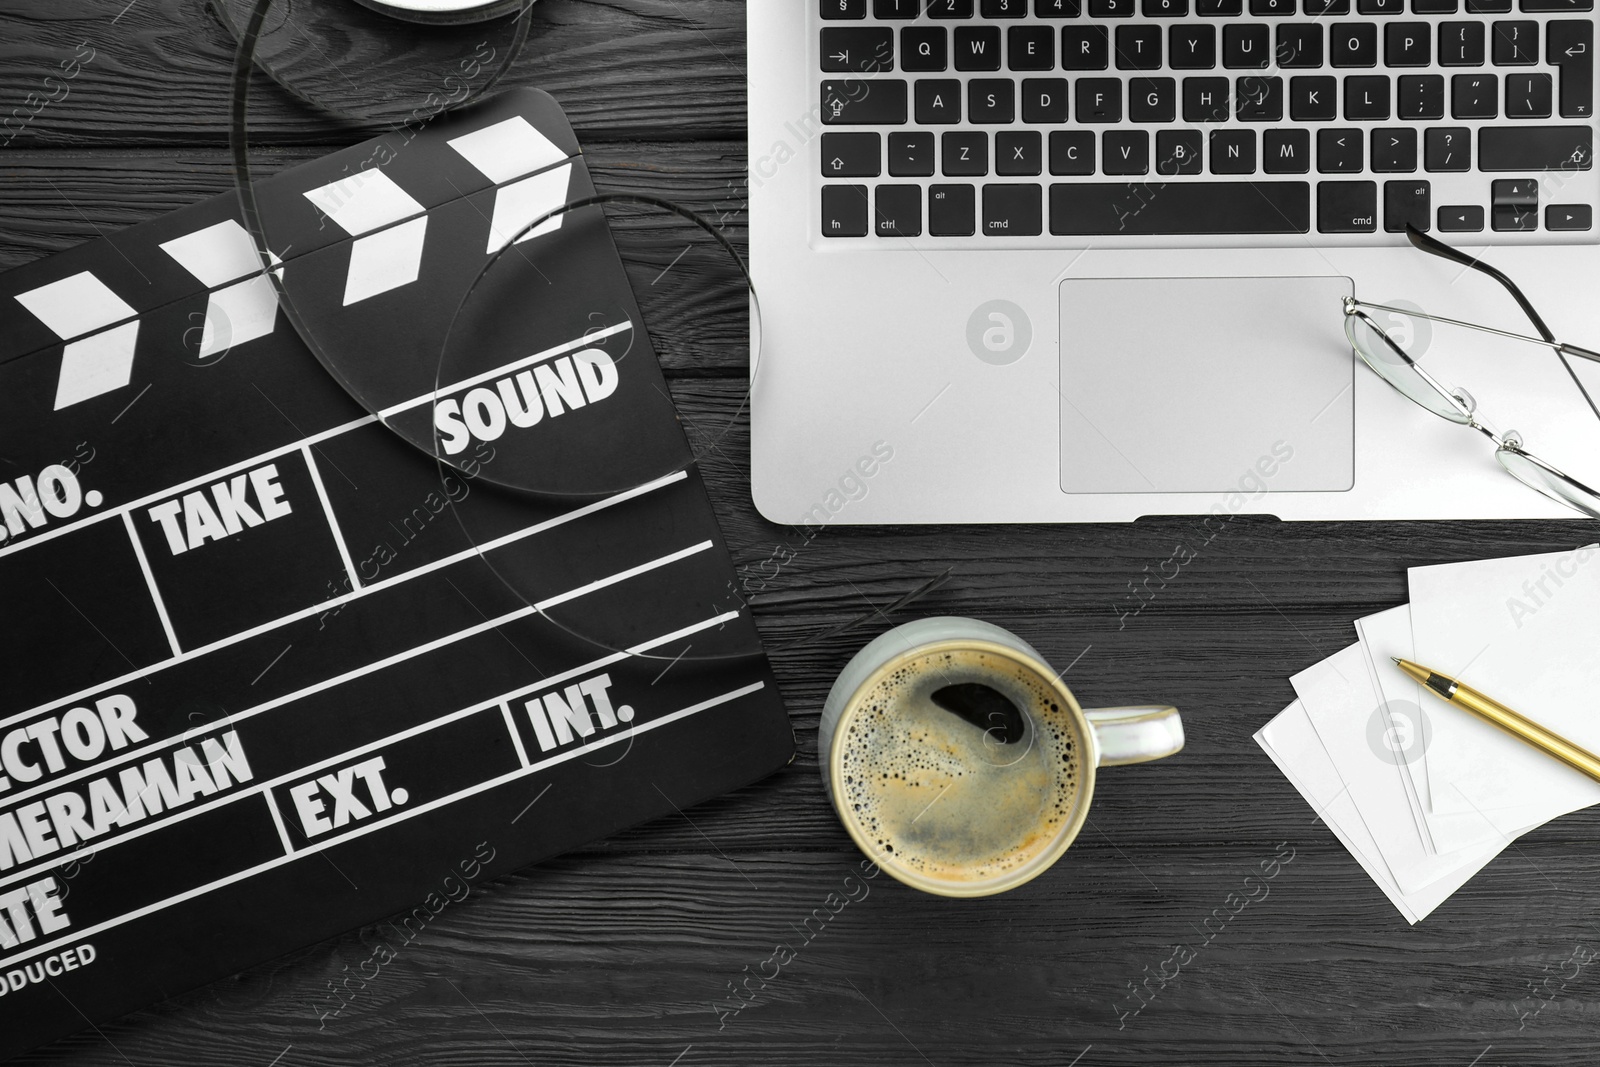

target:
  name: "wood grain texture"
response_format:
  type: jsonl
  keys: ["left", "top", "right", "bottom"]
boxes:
{"left": 5, "top": 1, "right": 1600, "bottom": 1064}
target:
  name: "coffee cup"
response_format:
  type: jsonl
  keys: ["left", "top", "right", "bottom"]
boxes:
{"left": 819, "top": 617, "right": 1183, "bottom": 897}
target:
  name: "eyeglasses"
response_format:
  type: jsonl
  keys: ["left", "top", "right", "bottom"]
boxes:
{"left": 1343, "top": 226, "right": 1600, "bottom": 518}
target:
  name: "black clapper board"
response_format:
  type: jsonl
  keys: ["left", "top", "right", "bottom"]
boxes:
{"left": 0, "top": 88, "right": 792, "bottom": 1056}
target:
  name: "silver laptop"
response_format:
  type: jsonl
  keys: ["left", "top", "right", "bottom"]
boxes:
{"left": 748, "top": 0, "right": 1600, "bottom": 523}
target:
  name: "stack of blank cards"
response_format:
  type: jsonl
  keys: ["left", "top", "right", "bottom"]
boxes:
{"left": 1257, "top": 546, "right": 1600, "bottom": 922}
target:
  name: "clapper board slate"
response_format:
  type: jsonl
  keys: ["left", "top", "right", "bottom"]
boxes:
{"left": 0, "top": 87, "right": 792, "bottom": 1056}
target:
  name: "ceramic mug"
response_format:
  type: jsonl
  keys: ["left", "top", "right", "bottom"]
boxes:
{"left": 819, "top": 617, "right": 1184, "bottom": 897}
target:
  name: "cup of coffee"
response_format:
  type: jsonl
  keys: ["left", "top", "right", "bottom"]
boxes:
{"left": 819, "top": 617, "right": 1183, "bottom": 897}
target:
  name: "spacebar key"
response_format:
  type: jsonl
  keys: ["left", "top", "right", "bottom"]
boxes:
{"left": 1049, "top": 181, "right": 1311, "bottom": 235}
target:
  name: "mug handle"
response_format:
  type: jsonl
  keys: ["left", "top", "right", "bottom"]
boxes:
{"left": 1083, "top": 706, "right": 1184, "bottom": 767}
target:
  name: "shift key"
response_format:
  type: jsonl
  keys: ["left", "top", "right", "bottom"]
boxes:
{"left": 1549, "top": 20, "right": 1594, "bottom": 119}
{"left": 821, "top": 80, "right": 908, "bottom": 124}
{"left": 1478, "top": 126, "right": 1593, "bottom": 170}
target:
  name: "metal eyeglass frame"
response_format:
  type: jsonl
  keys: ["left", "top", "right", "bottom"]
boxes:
{"left": 1341, "top": 225, "right": 1600, "bottom": 519}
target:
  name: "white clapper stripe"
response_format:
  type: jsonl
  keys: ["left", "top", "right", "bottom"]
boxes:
{"left": 0, "top": 678, "right": 764, "bottom": 971}
{"left": 0, "top": 468, "right": 689, "bottom": 735}
{"left": 0, "top": 608, "right": 741, "bottom": 892}
{"left": 299, "top": 442, "right": 362, "bottom": 591}
{"left": 120, "top": 511, "right": 181, "bottom": 658}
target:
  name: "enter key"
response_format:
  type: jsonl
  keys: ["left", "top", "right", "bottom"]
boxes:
{"left": 1549, "top": 19, "right": 1594, "bottom": 119}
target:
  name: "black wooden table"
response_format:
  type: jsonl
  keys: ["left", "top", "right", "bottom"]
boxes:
{"left": 3, "top": 1, "right": 1598, "bottom": 1063}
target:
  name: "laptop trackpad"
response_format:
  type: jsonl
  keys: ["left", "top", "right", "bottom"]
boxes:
{"left": 1059, "top": 276, "right": 1355, "bottom": 495}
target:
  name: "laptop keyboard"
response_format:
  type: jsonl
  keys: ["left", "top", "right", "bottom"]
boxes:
{"left": 814, "top": 0, "right": 1596, "bottom": 242}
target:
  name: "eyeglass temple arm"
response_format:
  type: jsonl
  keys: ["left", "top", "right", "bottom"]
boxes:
{"left": 1403, "top": 224, "right": 1600, "bottom": 364}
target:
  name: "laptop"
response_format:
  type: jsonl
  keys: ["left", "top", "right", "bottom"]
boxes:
{"left": 748, "top": 0, "right": 1600, "bottom": 523}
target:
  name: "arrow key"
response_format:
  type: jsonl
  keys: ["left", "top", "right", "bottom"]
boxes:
{"left": 1547, "top": 204, "right": 1594, "bottom": 230}
{"left": 820, "top": 132, "right": 881, "bottom": 177}
{"left": 1437, "top": 204, "right": 1485, "bottom": 231}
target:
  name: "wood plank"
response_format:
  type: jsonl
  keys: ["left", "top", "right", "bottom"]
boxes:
{"left": 0, "top": 0, "right": 747, "bottom": 149}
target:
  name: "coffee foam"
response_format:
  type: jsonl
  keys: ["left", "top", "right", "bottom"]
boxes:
{"left": 837, "top": 648, "right": 1083, "bottom": 885}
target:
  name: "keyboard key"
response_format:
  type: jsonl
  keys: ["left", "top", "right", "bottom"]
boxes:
{"left": 927, "top": 0, "right": 976, "bottom": 15}
{"left": 1064, "top": 25, "right": 1111, "bottom": 67}
{"left": 875, "top": 0, "right": 921, "bottom": 15}
{"left": 1224, "top": 23, "right": 1271, "bottom": 66}
{"left": 1117, "top": 24, "right": 1165, "bottom": 66}
{"left": 875, "top": 185, "right": 923, "bottom": 235}
{"left": 1424, "top": 125, "right": 1471, "bottom": 169}
{"left": 1130, "top": 76, "right": 1179, "bottom": 120}
{"left": 1413, "top": 0, "right": 1458, "bottom": 10}
{"left": 1210, "top": 128, "right": 1257, "bottom": 171}
{"left": 997, "top": 130, "right": 1045, "bottom": 173}
{"left": 1452, "top": 72, "right": 1499, "bottom": 115}
{"left": 822, "top": 80, "right": 909, "bottom": 123}
{"left": 1251, "top": 0, "right": 1295, "bottom": 13}
{"left": 1318, "top": 180, "right": 1378, "bottom": 231}
{"left": 1522, "top": 0, "right": 1593, "bottom": 10}
{"left": 1197, "top": 0, "right": 1245, "bottom": 11}
{"left": 1360, "top": 0, "right": 1406, "bottom": 11}
{"left": 1157, "top": 128, "right": 1205, "bottom": 172}
{"left": 1331, "top": 23, "right": 1378, "bottom": 65}
{"left": 1438, "top": 204, "right": 1485, "bottom": 229}
{"left": 822, "top": 185, "right": 869, "bottom": 236}
{"left": 1439, "top": 22, "right": 1487, "bottom": 64}
{"left": 1050, "top": 130, "right": 1097, "bottom": 172}
{"left": 821, "top": 132, "right": 882, "bottom": 176}
{"left": 1023, "top": 78, "right": 1071, "bottom": 121}
{"left": 902, "top": 27, "right": 949, "bottom": 70}
{"left": 1479, "top": 124, "right": 1593, "bottom": 168}
{"left": 821, "top": 29, "right": 895, "bottom": 72}
{"left": 1010, "top": 25, "right": 1058, "bottom": 67}
{"left": 929, "top": 184, "right": 977, "bottom": 235}
{"left": 822, "top": 0, "right": 866, "bottom": 17}
{"left": 1492, "top": 20, "right": 1539, "bottom": 62}
{"left": 1386, "top": 22, "right": 1431, "bottom": 64}
{"left": 1469, "top": 0, "right": 1512, "bottom": 9}
{"left": 943, "top": 131, "right": 990, "bottom": 174}
{"left": 1549, "top": 20, "right": 1595, "bottom": 117}
{"left": 1346, "top": 75, "right": 1392, "bottom": 117}
{"left": 1171, "top": 24, "right": 1219, "bottom": 67}
{"left": 969, "top": 78, "right": 1017, "bottom": 121}
{"left": 1399, "top": 74, "right": 1446, "bottom": 117}
{"left": 1185, "top": 76, "right": 1233, "bottom": 120}
{"left": 1078, "top": 77, "right": 1125, "bottom": 119}
{"left": 1264, "top": 127, "right": 1311, "bottom": 171}
{"left": 1104, "top": 129, "right": 1152, "bottom": 172}
{"left": 1050, "top": 181, "right": 1311, "bottom": 233}
{"left": 956, "top": 27, "right": 1003, "bottom": 68}
{"left": 889, "top": 131, "right": 937, "bottom": 174}
{"left": 1277, "top": 24, "right": 1323, "bottom": 67}
{"left": 1036, "top": 0, "right": 1084, "bottom": 12}
{"left": 1237, "top": 75, "right": 1285, "bottom": 118}
{"left": 916, "top": 79, "right": 963, "bottom": 122}
{"left": 983, "top": 184, "right": 1044, "bottom": 234}
{"left": 1371, "top": 126, "right": 1419, "bottom": 169}
{"left": 1089, "top": 0, "right": 1137, "bottom": 14}
{"left": 1305, "top": 0, "right": 1352, "bottom": 12}
{"left": 1548, "top": 204, "right": 1593, "bottom": 229}
{"left": 983, "top": 0, "right": 1030, "bottom": 13}
{"left": 1492, "top": 177, "right": 1539, "bottom": 229}
{"left": 1506, "top": 72, "right": 1554, "bottom": 116}
{"left": 1384, "top": 179, "right": 1431, "bottom": 230}
{"left": 1145, "top": 0, "right": 1191, "bottom": 13}
{"left": 1291, "top": 75, "right": 1338, "bottom": 118}
{"left": 1318, "top": 127, "right": 1365, "bottom": 170}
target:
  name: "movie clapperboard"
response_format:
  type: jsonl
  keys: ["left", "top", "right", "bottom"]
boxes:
{"left": 0, "top": 88, "right": 792, "bottom": 1056}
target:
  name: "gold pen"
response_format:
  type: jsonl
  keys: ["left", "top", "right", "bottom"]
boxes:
{"left": 1394, "top": 658, "right": 1600, "bottom": 785}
